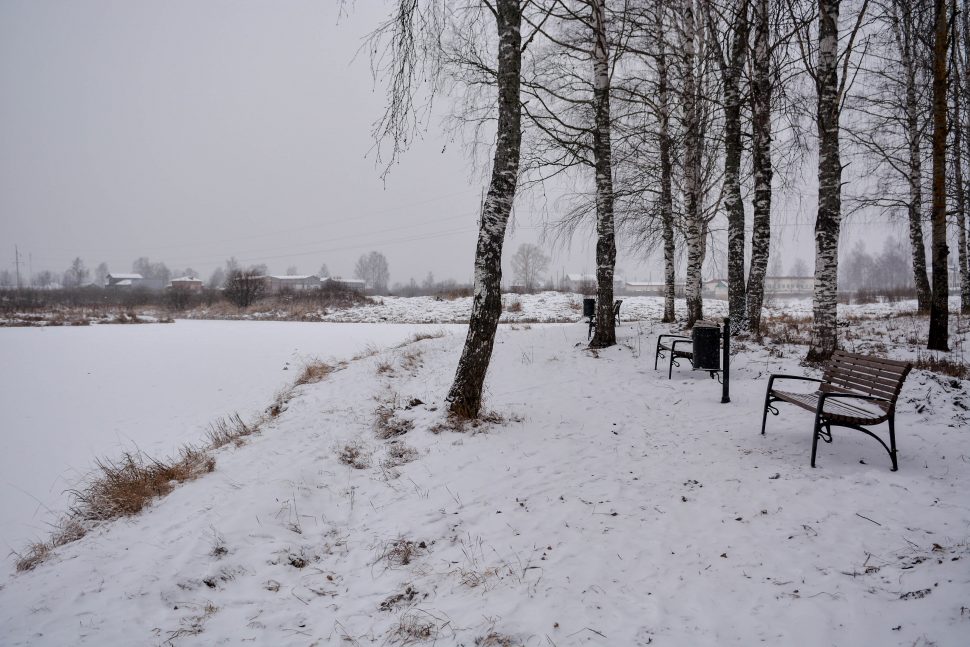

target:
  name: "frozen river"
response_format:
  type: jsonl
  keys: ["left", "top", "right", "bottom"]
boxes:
{"left": 0, "top": 320, "right": 461, "bottom": 553}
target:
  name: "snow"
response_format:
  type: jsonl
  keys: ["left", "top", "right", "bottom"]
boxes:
{"left": 0, "top": 298, "right": 968, "bottom": 646}
{"left": 0, "top": 321, "right": 460, "bottom": 552}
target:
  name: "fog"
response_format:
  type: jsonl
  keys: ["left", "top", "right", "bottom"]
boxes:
{"left": 0, "top": 1, "right": 899, "bottom": 287}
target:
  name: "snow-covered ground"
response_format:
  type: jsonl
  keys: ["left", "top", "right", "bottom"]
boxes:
{"left": 0, "top": 321, "right": 460, "bottom": 552}
{"left": 0, "top": 298, "right": 968, "bottom": 646}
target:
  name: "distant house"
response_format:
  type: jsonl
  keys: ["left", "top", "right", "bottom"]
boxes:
{"left": 563, "top": 274, "right": 625, "bottom": 294}
{"left": 322, "top": 277, "right": 367, "bottom": 292}
{"left": 262, "top": 275, "right": 321, "bottom": 293}
{"left": 702, "top": 279, "right": 729, "bottom": 300}
{"left": 105, "top": 273, "right": 165, "bottom": 290}
{"left": 106, "top": 273, "right": 144, "bottom": 288}
{"left": 765, "top": 276, "right": 813, "bottom": 295}
{"left": 168, "top": 277, "right": 204, "bottom": 292}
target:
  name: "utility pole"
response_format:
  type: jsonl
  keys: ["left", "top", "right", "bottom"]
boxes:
{"left": 14, "top": 245, "right": 22, "bottom": 289}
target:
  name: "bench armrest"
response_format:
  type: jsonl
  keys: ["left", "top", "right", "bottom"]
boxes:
{"left": 670, "top": 339, "right": 694, "bottom": 356}
{"left": 766, "top": 374, "right": 824, "bottom": 392}
{"left": 658, "top": 334, "right": 692, "bottom": 344}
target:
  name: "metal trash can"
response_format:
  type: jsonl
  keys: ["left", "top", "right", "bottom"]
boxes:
{"left": 582, "top": 298, "right": 596, "bottom": 319}
{"left": 691, "top": 321, "right": 721, "bottom": 370}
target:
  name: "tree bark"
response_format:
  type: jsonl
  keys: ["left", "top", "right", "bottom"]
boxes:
{"left": 657, "top": 21, "right": 677, "bottom": 324}
{"left": 807, "top": 0, "right": 843, "bottom": 362}
{"left": 682, "top": 0, "right": 705, "bottom": 328}
{"left": 447, "top": 0, "right": 522, "bottom": 417}
{"left": 927, "top": 0, "right": 949, "bottom": 350}
{"left": 746, "top": 0, "right": 772, "bottom": 336}
{"left": 891, "top": 0, "right": 933, "bottom": 312}
{"left": 954, "top": 0, "right": 969, "bottom": 314}
{"left": 589, "top": 0, "right": 618, "bottom": 348}
{"left": 717, "top": 0, "right": 750, "bottom": 332}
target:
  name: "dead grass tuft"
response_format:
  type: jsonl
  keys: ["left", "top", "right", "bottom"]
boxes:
{"left": 915, "top": 352, "right": 969, "bottom": 379}
{"left": 387, "top": 612, "right": 437, "bottom": 645}
{"left": 399, "top": 349, "right": 423, "bottom": 372}
{"left": 68, "top": 448, "right": 214, "bottom": 522}
{"left": 376, "top": 537, "right": 427, "bottom": 567}
{"left": 382, "top": 441, "right": 419, "bottom": 468}
{"left": 376, "top": 359, "right": 394, "bottom": 374}
{"left": 430, "top": 410, "right": 521, "bottom": 434}
{"left": 338, "top": 441, "right": 370, "bottom": 469}
{"left": 476, "top": 632, "right": 520, "bottom": 647}
{"left": 206, "top": 413, "right": 257, "bottom": 448}
{"left": 294, "top": 358, "right": 334, "bottom": 386}
{"left": 375, "top": 404, "right": 415, "bottom": 439}
{"left": 379, "top": 584, "right": 424, "bottom": 612}
{"left": 505, "top": 298, "right": 523, "bottom": 313}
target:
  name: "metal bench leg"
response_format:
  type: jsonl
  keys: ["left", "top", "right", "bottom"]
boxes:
{"left": 810, "top": 405, "right": 825, "bottom": 468}
{"left": 668, "top": 353, "right": 675, "bottom": 380}
{"left": 588, "top": 319, "right": 594, "bottom": 340}
{"left": 654, "top": 338, "right": 662, "bottom": 370}
{"left": 888, "top": 415, "right": 898, "bottom": 472}
{"left": 761, "top": 389, "right": 772, "bottom": 436}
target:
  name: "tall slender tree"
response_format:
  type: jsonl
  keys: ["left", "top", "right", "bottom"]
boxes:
{"left": 589, "top": 0, "right": 618, "bottom": 347}
{"left": 806, "top": 0, "right": 870, "bottom": 362}
{"left": 927, "top": 0, "right": 949, "bottom": 350}
{"left": 370, "top": 0, "right": 525, "bottom": 418}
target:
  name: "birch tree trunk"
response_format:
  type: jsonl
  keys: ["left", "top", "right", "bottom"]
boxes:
{"left": 717, "top": 0, "right": 749, "bottom": 331}
{"left": 682, "top": 0, "right": 705, "bottom": 328}
{"left": 746, "top": 0, "right": 771, "bottom": 336}
{"left": 657, "top": 22, "right": 677, "bottom": 324}
{"left": 807, "top": 0, "right": 843, "bottom": 362}
{"left": 955, "top": 0, "right": 969, "bottom": 315}
{"left": 447, "top": 0, "right": 523, "bottom": 416}
{"left": 589, "top": 0, "right": 618, "bottom": 348}
{"left": 927, "top": 0, "right": 949, "bottom": 350}
{"left": 892, "top": 0, "right": 932, "bottom": 312}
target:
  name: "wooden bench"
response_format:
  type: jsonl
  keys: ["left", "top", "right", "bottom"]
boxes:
{"left": 760, "top": 350, "right": 912, "bottom": 471}
{"left": 588, "top": 300, "right": 623, "bottom": 340}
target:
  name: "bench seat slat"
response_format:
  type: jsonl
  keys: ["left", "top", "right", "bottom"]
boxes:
{"left": 772, "top": 389, "right": 889, "bottom": 424}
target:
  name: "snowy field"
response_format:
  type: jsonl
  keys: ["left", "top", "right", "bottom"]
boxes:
{"left": 0, "top": 297, "right": 968, "bottom": 646}
{"left": 0, "top": 321, "right": 460, "bottom": 552}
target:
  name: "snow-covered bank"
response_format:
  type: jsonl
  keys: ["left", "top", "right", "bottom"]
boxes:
{"left": 0, "top": 321, "right": 461, "bottom": 552}
{"left": 1, "top": 320, "right": 967, "bottom": 646}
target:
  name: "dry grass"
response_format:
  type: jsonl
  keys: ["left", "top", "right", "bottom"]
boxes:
{"left": 375, "top": 404, "right": 415, "bottom": 439}
{"left": 69, "top": 448, "right": 215, "bottom": 522}
{"left": 399, "top": 349, "right": 422, "bottom": 372}
{"left": 430, "top": 410, "right": 520, "bottom": 434}
{"left": 376, "top": 537, "right": 427, "bottom": 567}
{"left": 206, "top": 413, "right": 258, "bottom": 448}
{"left": 915, "top": 352, "right": 969, "bottom": 379}
{"left": 379, "top": 584, "right": 423, "bottom": 612}
{"left": 382, "top": 441, "right": 419, "bottom": 468}
{"left": 376, "top": 359, "right": 394, "bottom": 374}
{"left": 386, "top": 612, "right": 438, "bottom": 646}
{"left": 338, "top": 441, "right": 371, "bottom": 469}
{"left": 294, "top": 358, "right": 334, "bottom": 386}
{"left": 505, "top": 298, "right": 523, "bottom": 313}
{"left": 476, "top": 632, "right": 520, "bottom": 647}
{"left": 16, "top": 448, "right": 215, "bottom": 572}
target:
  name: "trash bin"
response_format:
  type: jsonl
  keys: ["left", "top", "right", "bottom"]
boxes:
{"left": 691, "top": 321, "right": 721, "bottom": 371}
{"left": 583, "top": 298, "right": 596, "bottom": 319}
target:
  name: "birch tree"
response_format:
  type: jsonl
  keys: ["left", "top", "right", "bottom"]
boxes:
{"left": 746, "top": 0, "right": 773, "bottom": 334}
{"left": 369, "top": 0, "right": 525, "bottom": 418}
{"left": 927, "top": 0, "right": 949, "bottom": 350}
{"left": 804, "top": 0, "right": 871, "bottom": 362}
{"left": 707, "top": 0, "right": 750, "bottom": 330}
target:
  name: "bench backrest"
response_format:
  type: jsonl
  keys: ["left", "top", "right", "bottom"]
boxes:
{"left": 821, "top": 350, "right": 912, "bottom": 407}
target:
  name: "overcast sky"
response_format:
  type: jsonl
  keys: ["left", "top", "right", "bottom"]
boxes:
{"left": 1, "top": 1, "right": 905, "bottom": 286}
